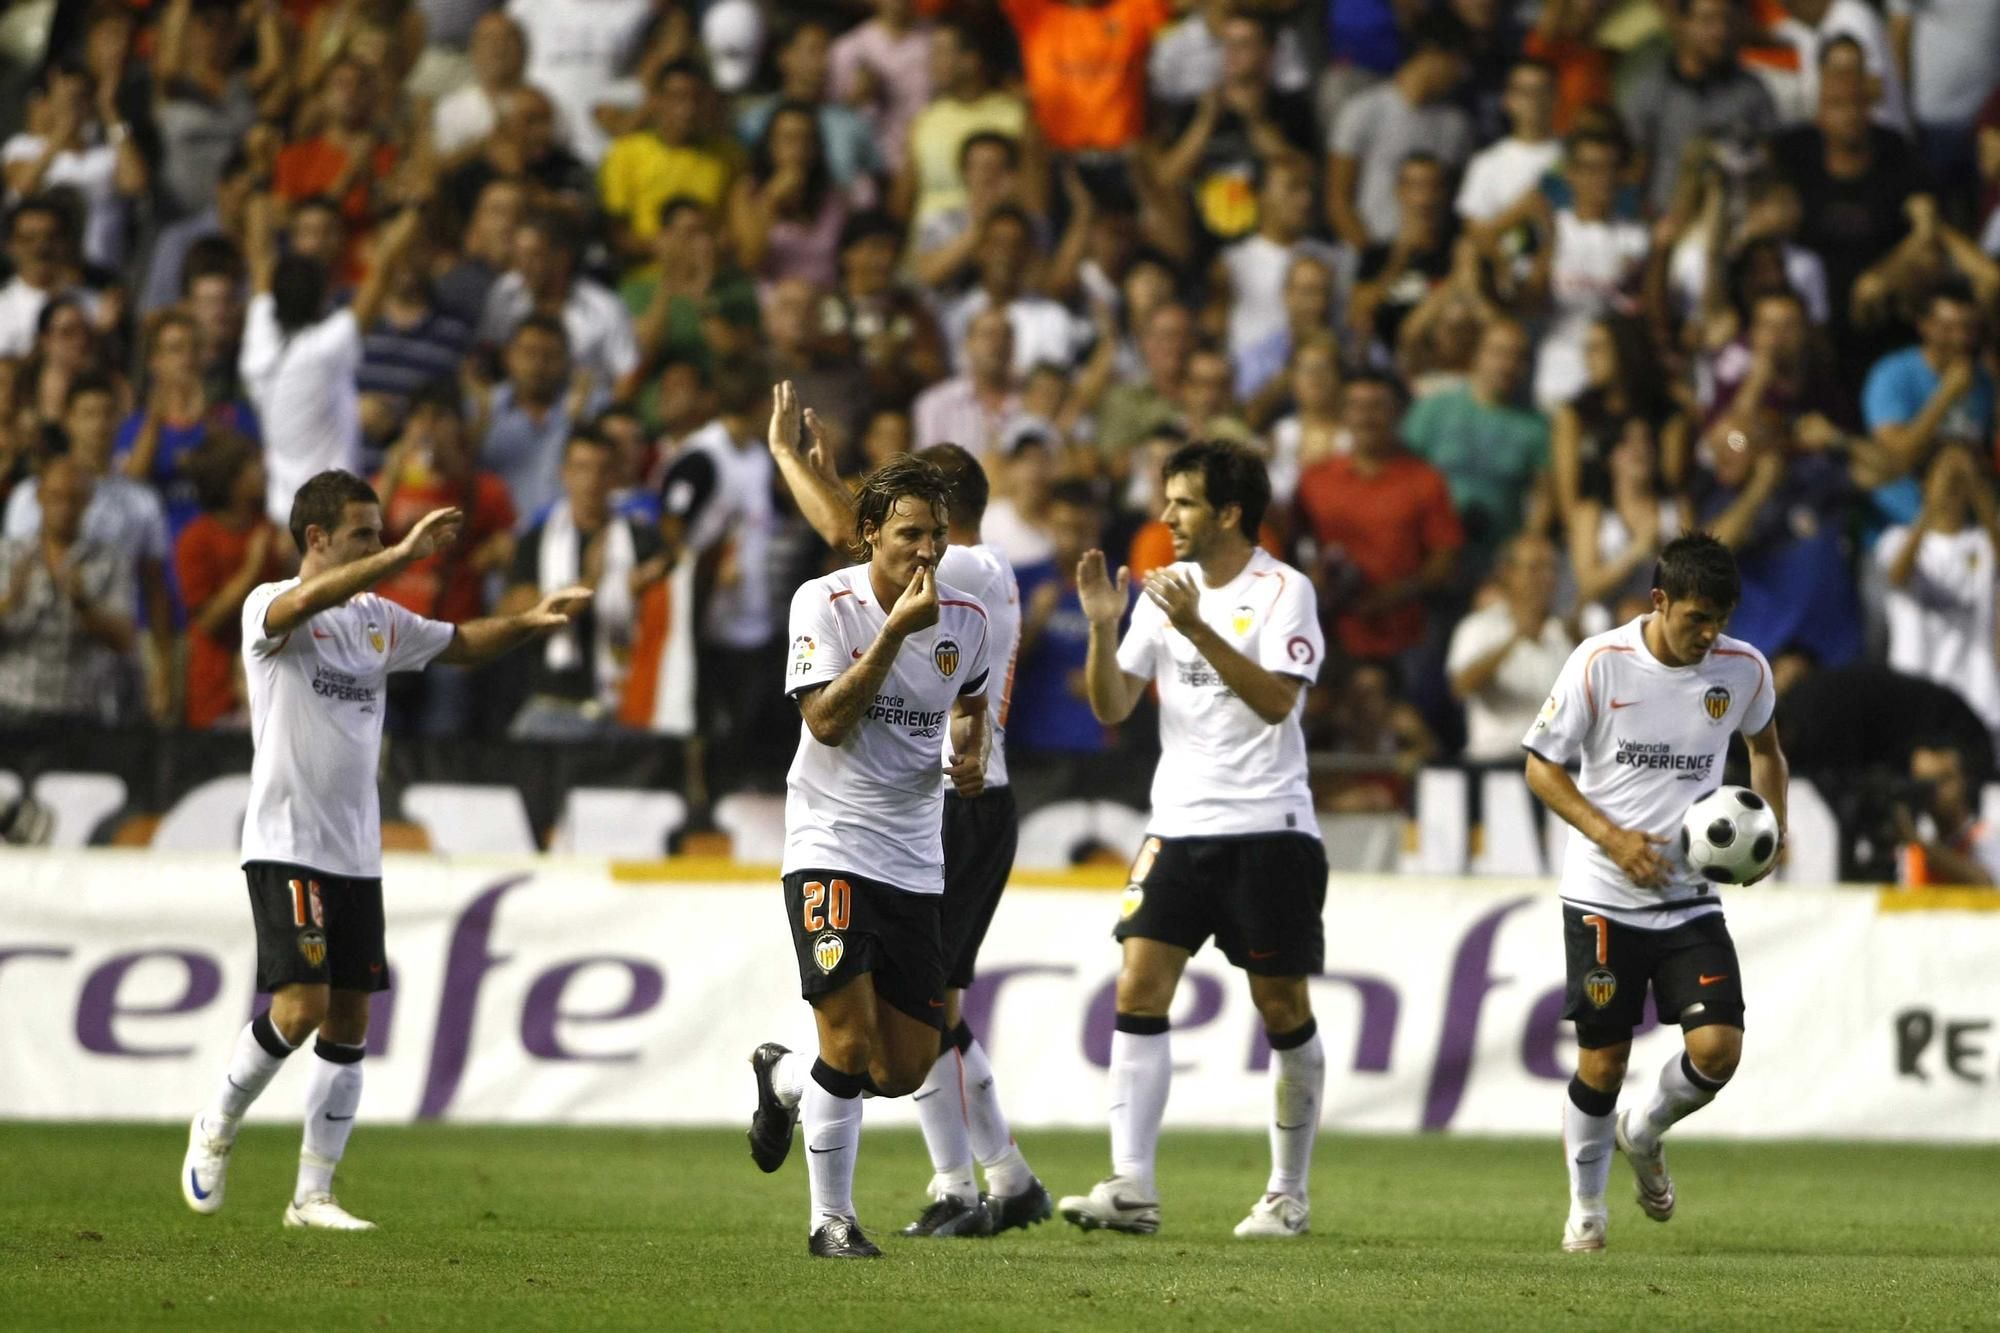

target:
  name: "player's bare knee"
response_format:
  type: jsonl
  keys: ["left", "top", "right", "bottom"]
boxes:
{"left": 1577, "top": 1044, "right": 1630, "bottom": 1091}
{"left": 319, "top": 991, "right": 371, "bottom": 1046}
{"left": 1249, "top": 977, "right": 1312, "bottom": 1034}
{"left": 1685, "top": 1026, "right": 1741, "bottom": 1083}
{"left": 270, "top": 986, "right": 329, "bottom": 1045}
{"left": 1115, "top": 967, "right": 1175, "bottom": 1017}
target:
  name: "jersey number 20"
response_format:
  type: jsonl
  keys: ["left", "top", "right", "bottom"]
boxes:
{"left": 802, "top": 879, "right": 852, "bottom": 932}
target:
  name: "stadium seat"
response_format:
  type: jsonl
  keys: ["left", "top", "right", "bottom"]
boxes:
{"left": 550, "top": 788, "right": 689, "bottom": 857}
{"left": 1015, "top": 800, "right": 1148, "bottom": 871}
{"left": 714, "top": 793, "right": 786, "bottom": 863}
{"left": 401, "top": 784, "right": 538, "bottom": 855}
{"left": 148, "top": 775, "right": 251, "bottom": 852}
{"left": 32, "top": 772, "right": 129, "bottom": 848}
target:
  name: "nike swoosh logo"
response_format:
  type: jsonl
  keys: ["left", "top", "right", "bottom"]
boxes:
{"left": 226, "top": 1076, "right": 249, "bottom": 1092}
{"left": 852, "top": 648, "right": 864, "bottom": 660}
{"left": 188, "top": 1169, "right": 211, "bottom": 1200}
{"left": 1698, "top": 974, "right": 1729, "bottom": 986}
{"left": 324, "top": 1113, "right": 356, "bottom": 1122}
{"left": 1610, "top": 699, "right": 1638, "bottom": 710}
{"left": 1248, "top": 949, "right": 1279, "bottom": 960}
{"left": 927, "top": 999, "right": 944, "bottom": 1008}
{"left": 912, "top": 1089, "right": 941, "bottom": 1102}
{"left": 311, "top": 629, "right": 333, "bottom": 640}
{"left": 975, "top": 1079, "right": 993, "bottom": 1092}
{"left": 1275, "top": 1121, "right": 1311, "bottom": 1131}
{"left": 808, "top": 1145, "right": 842, "bottom": 1154}
{"left": 1110, "top": 1195, "right": 1154, "bottom": 1210}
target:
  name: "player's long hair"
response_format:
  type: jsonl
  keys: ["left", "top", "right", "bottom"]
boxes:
{"left": 1163, "top": 439, "right": 1270, "bottom": 540}
{"left": 852, "top": 456, "right": 952, "bottom": 562}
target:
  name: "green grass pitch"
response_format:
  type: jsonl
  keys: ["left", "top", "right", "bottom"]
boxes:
{"left": 3, "top": 1123, "right": 1997, "bottom": 1331}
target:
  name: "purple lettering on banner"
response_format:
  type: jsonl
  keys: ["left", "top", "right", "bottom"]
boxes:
{"left": 519, "top": 957, "right": 665, "bottom": 1062}
{"left": 76, "top": 950, "right": 223, "bottom": 1057}
{"left": 0, "top": 946, "right": 71, "bottom": 976}
{"left": 959, "top": 964, "right": 1075, "bottom": 1056}
{"left": 1421, "top": 896, "right": 1534, "bottom": 1130}
{"left": 1520, "top": 985, "right": 1659, "bottom": 1081}
{"left": 1247, "top": 973, "right": 1399, "bottom": 1073}
{"left": 418, "top": 876, "right": 530, "bottom": 1120}
{"left": 1082, "top": 972, "right": 1224, "bottom": 1070}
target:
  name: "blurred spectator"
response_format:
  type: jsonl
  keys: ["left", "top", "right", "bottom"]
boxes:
{"left": 377, "top": 383, "right": 518, "bottom": 735}
{"left": 727, "top": 101, "right": 871, "bottom": 289}
{"left": 624, "top": 197, "right": 760, "bottom": 379}
{"left": 284, "top": 196, "right": 350, "bottom": 276}
{"left": 1769, "top": 8, "right": 1909, "bottom": 136}
{"left": 1878, "top": 447, "right": 2000, "bottom": 737}
{"left": 1568, "top": 414, "right": 1686, "bottom": 627}
{"left": 823, "top": 210, "right": 947, "bottom": 410}
{"left": 478, "top": 313, "right": 575, "bottom": 523}
{"left": 241, "top": 200, "right": 418, "bottom": 524}
{"left": 897, "top": 20, "right": 1032, "bottom": 232}
{"left": 828, "top": 0, "right": 933, "bottom": 176}
{"left": 21, "top": 296, "right": 119, "bottom": 432}
{"left": 593, "top": 402, "right": 665, "bottom": 523}
{"left": 913, "top": 305, "right": 1022, "bottom": 460}
{"left": 432, "top": 12, "right": 527, "bottom": 159}
{"left": 599, "top": 61, "right": 733, "bottom": 265}
{"left": 0, "top": 456, "right": 135, "bottom": 726}
{"left": 0, "top": 199, "right": 92, "bottom": 359}
{"left": 1267, "top": 335, "right": 1346, "bottom": 509}
{"left": 1887, "top": 0, "right": 2000, "bottom": 202}
{"left": 981, "top": 427, "right": 1058, "bottom": 568}
{"left": 1400, "top": 319, "right": 1550, "bottom": 581}
{"left": 1395, "top": 236, "right": 1502, "bottom": 396}
{"left": 1897, "top": 742, "right": 2000, "bottom": 887}
{"left": 272, "top": 59, "right": 400, "bottom": 277}
{"left": 1447, "top": 530, "right": 1573, "bottom": 765}
{"left": 119, "top": 310, "right": 260, "bottom": 540}
{"left": 701, "top": 0, "right": 766, "bottom": 97}
{"left": 4, "top": 60, "right": 147, "bottom": 271}
{"left": 150, "top": 0, "right": 276, "bottom": 220}
{"left": 1236, "top": 251, "right": 1335, "bottom": 409}
{"left": 940, "top": 207, "right": 1088, "bottom": 377}
{"left": 1177, "top": 343, "right": 1255, "bottom": 447}
{"left": 1295, "top": 371, "right": 1464, "bottom": 664}
{"left": 913, "top": 132, "right": 1042, "bottom": 290}
{"left": 738, "top": 19, "right": 881, "bottom": 192}
{"left": 1862, "top": 281, "right": 1996, "bottom": 528}
{"left": 1618, "top": 0, "right": 1776, "bottom": 216}
{"left": 1002, "top": 0, "right": 1168, "bottom": 155}
{"left": 1703, "top": 289, "right": 1848, "bottom": 452}
{"left": 356, "top": 218, "right": 474, "bottom": 452}
{"left": 858, "top": 408, "right": 913, "bottom": 469}
{"left": 1156, "top": 14, "right": 1318, "bottom": 249}
{"left": 436, "top": 177, "right": 526, "bottom": 326}
{"left": 1325, "top": 14, "right": 1473, "bottom": 249}
{"left": 1456, "top": 59, "right": 1560, "bottom": 226}
{"left": 1213, "top": 153, "right": 1336, "bottom": 369}
{"left": 175, "top": 430, "right": 285, "bottom": 729}
{"left": 479, "top": 210, "right": 638, "bottom": 399}
{"left": 501, "top": 427, "right": 664, "bottom": 737}
{"left": 509, "top": 0, "right": 659, "bottom": 167}
{"left": 1550, "top": 314, "right": 1686, "bottom": 526}
{"left": 442, "top": 87, "right": 598, "bottom": 231}
{"left": 139, "top": 148, "right": 252, "bottom": 317}
{"left": 763, "top": 278, "right": 869, "bottom": 444}
{"left": 184, "top": 240, "right": 251, "bottom": 405}
{"left": 1351, "top": 153, "right": 1459, "bottom": 363}
{"left": 1149, "top": 0, "right": 1311, "bottom": 106}
{"left": 1011, "top": 481, "right": 1112, "bottom": 756}
{"left": 1522, "top": 0, "right": 1612, "bottom": 135}
{"left": 1098, "top": 301, "right": 1194, "bottom": 455}
{"left": 1317, "top": 660, "right": 1437, "bottom": 812}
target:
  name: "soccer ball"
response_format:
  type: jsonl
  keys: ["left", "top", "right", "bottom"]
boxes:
{"left": 1680, "top": 786, "right": 1780, "bottom": 884}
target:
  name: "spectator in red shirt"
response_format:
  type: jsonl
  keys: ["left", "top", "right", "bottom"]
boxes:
{"left": 1294, "top": 370, "right": 1463, "bottom": 662}
{"left": 1002, "top": 0, "right": 1171, "bottom": 154}
{"left": 272, "top": 57, "right": 399, "bottom": 280}
{"left": 174, "top": 430, "right": 287, "bottom": 729}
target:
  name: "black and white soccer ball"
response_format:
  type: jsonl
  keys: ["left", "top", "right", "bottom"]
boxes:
{"left": 1680, "top": 786, "right": 1780, "bottom": 884}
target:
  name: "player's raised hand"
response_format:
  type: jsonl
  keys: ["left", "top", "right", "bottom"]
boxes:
{"left": 1601, "top": 826, "right": 1673, "bottom": 889}
{"left": 767, "top": 379, "right": 801, "bottom": 457}
{"left": 1142, "top": 567, "right": 1203, "bottom": 634}
{"left": 801, "top": 408, "right": 839, "bottom": 483}
{"left": 396, "top": 506, "right": 464, "bottom": 561}
{"left": 524, "top": 584, "right": 593, "bottom": 630}
{"left": 885, "top": 560, "right": 939, "bottom": 639}
{"left": 1076, "top": 550, "right": 1130, "bottom": 627}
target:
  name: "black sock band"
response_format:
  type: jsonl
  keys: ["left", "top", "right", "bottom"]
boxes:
{"left": 313, "top": 1037, "right": 364, "bottom": 1065}
{"left": 811, "top": 1058, "right": 868, "bottom": 1100}
{"left": 1115, "top": 1012, "right": 1170, "bottom": 1036}
{"left": 1567, "top": 1074, "right": 1617, "bottom": 1117}
{"left": 950, "top": 1020, "right": 974, "bottom": 1054}
{"left": 251, "top": 1012, "right": 294, "bottom": 1059}
{"left": 859, "top": 1071, "right": 886, "bottom": 1098}
{"left": 1681, "top": 1051, "right": 1729, "bottom": 1092}
{"left": 1267, "top": 1017, "right": 1318, "bottom": 1051}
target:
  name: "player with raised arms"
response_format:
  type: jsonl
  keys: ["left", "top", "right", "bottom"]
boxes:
{"left": 743, "top": 422, "right": 993, "bottom": 1259}
{"left": 755, "top": 381, "right": 1050, "bottom": 1238}
{"left": 1523, "top": 532, "right": 1789, "bottom": 1252}
{"left": 1058, "top": 438, "right": 1330, "bottom": 1239}
{"left": 180, "top": 470, "right": 589, "bottom": 1229}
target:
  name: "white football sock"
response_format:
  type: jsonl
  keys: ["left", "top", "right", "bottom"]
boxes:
{"left": 1109, "top": 1026, "right": 1171, "bottom": 1198}
{"left": 296, "top": 1041, "right": 363, "bottom": 1203}
{"left": 1631, "top": 1051, "right": 1724, "bottom": 1155}
{"left": 1266, "top": 1024, "right": 1325, "bottom": 1199}
{"left": 803, "top": 1072, "right": 864, "bottom": 1230}
{"left": 960, "top": 1037, "right": 1034, "bottom": 1194}
{"left": 914, "top": 1048, "right": 977, "bottom": 1203}
{"left": 772, "top": 1051, "right": 807, "bottom": 1109}
{"left": 1564, "top": 1078, "right": 1616, "bottom": 1217}
{"left": 203, "top": 1013, "right": 293, "bottom": 1139}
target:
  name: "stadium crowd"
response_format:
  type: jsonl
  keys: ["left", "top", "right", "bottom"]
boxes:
{"left": 1, "top": 0, "right": 1999, "bottom": 827}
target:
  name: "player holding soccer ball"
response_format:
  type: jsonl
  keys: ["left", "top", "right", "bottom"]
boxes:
{"left": 1523, "top": 533, "right": 1789, "bottom": 1254}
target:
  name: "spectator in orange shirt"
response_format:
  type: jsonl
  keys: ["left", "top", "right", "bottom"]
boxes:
{"left": 174, "top": 430, "right": 287, "bottom": 729}
{"left": 272, "top": 57, "right": 399, "bottom": 281}
{"left": 1294, "top": 370, "right": 1463, "bottom": 662}
{"left": 1001, "top": 0, "right": 1172, "bottom": 154}
{"left": 1523, "top": 0, "right": 1612, "bottom": 134}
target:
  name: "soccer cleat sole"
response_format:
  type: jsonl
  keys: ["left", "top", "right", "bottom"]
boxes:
{"left": 1058, "top": 1200, "right": 1160, "bottom": 1235}
{"left": 747, "top": 1043, "right": 798, "bottom": 1174}
{"left": 1615, "top": 1111, "right": 1677, "bottom": 1223}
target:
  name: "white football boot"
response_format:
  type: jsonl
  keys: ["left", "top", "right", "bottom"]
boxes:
{"left": 180, "top": 1113, "right": 233, "bottom": 1215}
{"left": 1561, "top": 1211, "right": 1607, "bottom": 1252}
{"left": 283, "top": 1192, "right": 377, "bottom": 1230}
{"left": 1615, "top": 1108, "right": 1676, "bottom": 1222}
{"left": 1232, "top": 1192, "right": 1310, "bottom": 1238}
{"left": 1057, "top": 1176, "right": 1161, "bottom": 1234}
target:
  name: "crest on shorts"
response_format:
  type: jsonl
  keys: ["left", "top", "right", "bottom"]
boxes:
{"left": 298, "top": 928, "right": 327, "bottom": 968}
{"left": 1231, "top": 605, "right": 1255, "bottom": 636}
{"left": 1119, "top": 885, "right": 1145, "bottom": 920}
{"left": 813, "top": 931, "right": 844, "bottom": 974}
{"left": 1583, "top": 967, "right": 1617, "bottom": 1009}
{"left": 933, "top": 638, "right": 960, "bottom": 678}
{"left": 1702, "top": 686, "right": 1731, "bottom": 722}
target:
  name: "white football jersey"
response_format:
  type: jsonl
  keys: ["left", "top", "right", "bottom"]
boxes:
{"left": 1525, "top": 616, "right": 1775, "bottom": 928}
{"left": 937, "top": 543, "right": 1019, "bottom": 792}
{"left": 783, "top": 563, "right": 992, "bottom": 895}
{"left": 1116, "top": 548, "right": 1325, "bottom": 839}
{"left": 240, "top": 580, "right": 455, "bottom": 878}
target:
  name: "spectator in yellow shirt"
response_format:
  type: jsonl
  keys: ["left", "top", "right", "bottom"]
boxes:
{"left": 599, "top": 61, "right": 735, "bottom": 266}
